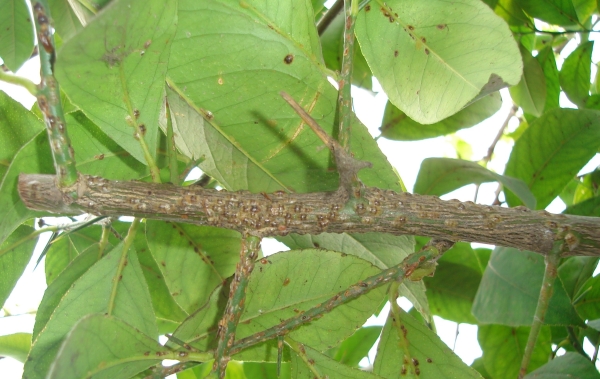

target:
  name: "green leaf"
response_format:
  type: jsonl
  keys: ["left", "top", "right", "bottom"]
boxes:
{"left": 277, "top": 233, "right": 430, "bottom": 323}
{"left": 134, "top": 230, "right": 188, "bottom": 327}
{"left": 0, "top": 332, "right": 31, "bottom": 363}
{"left": 373, "top": 308, "right": 482, "bottom": 378}
{"left": 574, "top": 275, "right": 600, "bottom": 320}
{"left": 48, "top": 0, "right": 88, "bottom": 41}
{"left": 565, "top": 196, "right": 600, "bottom": 216}
{"left": 291, "top": 341, "right": 383, "bottom": 379}
{"left": 536, "top": 46, "right": 560, "bottom": 112}
{"left": 238, "top": 249, "right": 386, "bottom": 352}
{"left": 478, "top": 324, "right": 551, "bottom": 378}
{"left": 471, "top": 357, "right": 492, "bottom": 379}
{"left": 414, "top": 158, "right": 536, "bottom": 208}
{"left": 320, "top": 11, "right": 372, "bottom": 90}
{"left": 0, "top": 0, "right": 34, "bottom": 72}
{"left": 146, "top": 221, "right": 241, "bottom": 313}
{"left": 504, "top": 108, "right": 600, "bottom": 209}
{"left": 244, "top": 362, "right": 291, "bottom": 379}
{"left": 573, "top": 0, "right": 597, "bottom": 23}
{"left": 24, "top": 240, "right": 157, "bottom": 379}
{"left": 560, "top": 41, "right": 594, "bottom": 108}
{"left": 509, "top": 44, "right": 546, "bottom": 117}
{"left": 472, "top": 247, "right": 584, "bottom": 326}
{"left": 167, "top": 0, "right": 401, "bottom": 193}
{"left": 524, "top": 352, "right": 600, "bottom": 378}
{"left": 423, "top": 243, "right": 490, "bottom": 324}
{"left": 516, "top": 0, "right": 580, "bottom": 26}
{"left": 558, "top": 256, "right": 599, "bottom": 300}
{"left": 48, "top": 314, "right": 170, "bottom": 379}
{"left": 355, "top": 0, "right": 521, "bottom": 124}
{"left": 380, "top": 93, "right": 502, "bottom": 141}
{"left": 0, "top": 224, "right": 36, "bottom": 308}
{"left": 56, "top": 0, "right": 177, "bottom": 163}
{"left": 495, "top": 0, "right": 534, "bottom": 26}
{"left": 326, "top": 326, "right": 382, "bottom": 367}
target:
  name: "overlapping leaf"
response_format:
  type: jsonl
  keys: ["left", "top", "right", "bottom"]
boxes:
{"left": 0, "top": 0, "right": 34, "bottom": 72}
{"left": 373, "top": 309, "right": 482, "bottom": 378}
{"left": 524, "top": 352, "right": 600, "bottom": 379}
{"left": 472, "top": 247, "right": 583, "bottom": 326}
{"left": 509, "top": 44, "right": 546, "bottom": 117}
{"left": 56, "top": 0, "right": 177, "bottom": 163}
{"left": 380, "top": 93, "right": 502, "bottom": 141}
{"left": 356, "top": 0, "right": 522, "bottom": 124}
{"left": 167, "top": 0, "right": 401, "bottom": 193}
{"left": 414, "top": 158, "right": 536, "bottom": 208}
{"left": 505, "top": 108, "right": 600, "bottom": 209}
{"left": 0, "top": 224, "right": 36, "bottom": 308}
{"left": 0, "top": 332, "right": 31, "bottom": 363}
{"left": 24, "top": 239, "right": 157, "bottom": 379}
{"left": 560, "top": 41, "right": 593, "bottom": 108}
{"left": 516, "top": 0, "right": 580, "bottom": 26}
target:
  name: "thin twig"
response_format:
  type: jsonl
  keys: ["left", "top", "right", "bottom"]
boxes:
{"left": 316, "top": 0, "right": 344, "bottom": 36}
{"left": 482, "top": 104, "right": 518, "bottom": 164}
{"left": 518, "top": 242, "right": 562, "bottom": 378}
{"left": 229, "top": 240, "right": 454, "bottom": 355}
{"left": 0, "top": 70, "right": 37, "bottom": 95}
{"left": 337, "top": 0, "right": 359, "bottom": 152}
{"left": 30, "top": 0, "right": 79, "bottom": 190}
{"left": 214, "top": 235, "right": 261, "bottom": 378}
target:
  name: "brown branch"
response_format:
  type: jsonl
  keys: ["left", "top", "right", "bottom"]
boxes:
{"left": 18, "top": 174, "right": 600, "bottom": 257}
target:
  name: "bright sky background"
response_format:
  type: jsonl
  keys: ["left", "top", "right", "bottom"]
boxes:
{"left": 3, "top": 4, "right": 600, "bottom": 378}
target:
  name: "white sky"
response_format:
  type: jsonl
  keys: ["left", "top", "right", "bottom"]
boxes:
{"left": 3, "top": 6, "right": 600, "bottom": 379}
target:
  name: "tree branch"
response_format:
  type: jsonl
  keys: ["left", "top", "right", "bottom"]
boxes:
{"left": 18, "top": 173, "right": 600, "bottom": 256}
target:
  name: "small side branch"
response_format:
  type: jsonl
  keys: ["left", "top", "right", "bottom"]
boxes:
{"left": 229, "top": 242, "right": 450, "bottom": 355}
{"left": 30, "top": 1, "right": 79, "bottom": 191}
{"left": 518, "top": 242, "right": 562, "bottom": 378}
{"left": 214, "top": 235, "right": 261, "bottom": 378}
{"left": 0, "top": 70, "right": 37, "bottom": 95}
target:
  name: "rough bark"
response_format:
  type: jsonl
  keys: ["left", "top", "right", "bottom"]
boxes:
{"left": 18, "top": 173, "right": 600, "bottom": 257}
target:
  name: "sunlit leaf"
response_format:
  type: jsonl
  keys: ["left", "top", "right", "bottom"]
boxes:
{"left": 25, "top": 240, "right": 157, "bottom": 379}
{"left": 380, "top": 93, "right": 502, "bottom": 141}
{"left": 505, "top": 108, "right": 600, "bottom": 209}
{"left": 56, "top": 0, "right": 177, "bottom": 163}
{"left": 356, "top": 0, "right": 521, "bottom": 124}
{"left": 414, "top": 158, "right": 536, "bottom": 208}
{"left": 0, "top": 0, "right": 34, "bottom": 72}
{"left": 479, "top": 324, "right": 551, "bottom": 378}
{"left": 48, "top": 314, "right": 169, "bottom": 379}
{"left": 472, "top": 247, "right": 583, "bottom": 326}
{"left": 373, "top": 308, "right": 482, "bottom": 378}
{"left": 0, "top": 332, "right": 31, "bottom": 363}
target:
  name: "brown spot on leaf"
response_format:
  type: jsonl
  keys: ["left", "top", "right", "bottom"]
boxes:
{"left": 283, "top": 278, "right": 290, "bottom": 286}
{"left": 284, "top": 54, "right": 294, "bottom": 64}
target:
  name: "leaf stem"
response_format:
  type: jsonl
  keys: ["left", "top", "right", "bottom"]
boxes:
{"left": 0, "top": 70, "right": 37, "bottom": 95}
{"left": 107, "top": 218, "right": 140, "bottom": 316}
{"left": 229, "top": 240, "right": 452, "bottom": 355}
{"left": 518, "top": 242, "right": 561, "bottom": 378}
{"left": 214, "top": 234, "right": 261, "bottom": 378}
{"left": 165, "top": 99, "right": 180, "bottom": 185}
{"left": 30, "top": 0, "right": 79, "bottom": 190}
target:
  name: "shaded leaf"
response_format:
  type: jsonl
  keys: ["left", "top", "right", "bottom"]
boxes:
{"left": 380, "top": 93, "right": 502, "bottom": 141}
{"left": 0, "top": 332, "right": 31, "bottom": 363}
{"left": 24, "top": 240, "right": 157, "bottom": 379}
{"left": 326, "top": 326, "right": 382, "bottom": 367}
{"left": 565, "top": 196, "right": 600, "bottom": 216}
{"left": 472, "top": 247, "right": 583, "bottom": 326}
{"left": 48, "top": 314, "right": 170, "bottom": 379}
{"left": 291, "top": 341, "right": 383, "bottom": 378}
{"left": 244, "top": 362, "right": 291, "bottom": 379}
{"left": 373, "top": 308, "right": 482, "bottom": 378}
{"left": 558, "top": 256, "right": 599, "bottom": 300}
{"left": 356, "top": 0, "right": 521, "bottom": 124}
{"left": 56, "top": 0, "right": 177, "bottom": 163}
{"left": 424, "top": 244, "right": 491, "bottom": 324}
{"left": 560, "top": 41, "right": 594, "bottom": 108}
{"left": 524, "top": 352, "right": 600, "bottom": 378}
{"left": 0, "top": 224, "right": 36, "bottom": 308}
{"left": 536, "top": 46, "right": 560, "bottom": 112}
{"left": 509, "top": 44, "right": 546, "bottom": 117}
{"left": 414, "top": 158, "right": 536, "bottom": 208}
{"left": 516, "top": 0, "right": 580, "bottom": 26}
{"left": 146, "top": 221, "right": 240, "bottom": 314}
{"left": 238, "top": 249, "right": 386, "bottom": 352}
{"left": 478, "top": 324, "right": 551, "bottom": 378}
{"left": 48, "top": 0, "right": 88, "bottom": 41}
{"left": 504, "top": 108, "right": 600, "bottom": 209}
{"left": 574, "top": 275, "right": 600, "bottom": 320}
{"left": 167, "top": 0, "right": 401, "bottom": 194}
{"left": 0, "top": 0, "right": 33, "bottom": 72}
